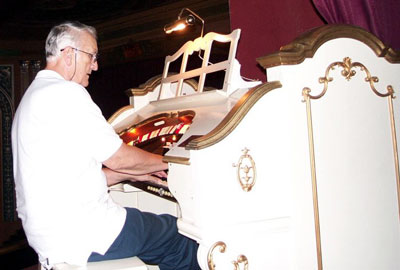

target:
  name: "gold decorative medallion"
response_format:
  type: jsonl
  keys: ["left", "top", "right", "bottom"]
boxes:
{"left": 233, "top": 148, "right": 257, "bottom": 192}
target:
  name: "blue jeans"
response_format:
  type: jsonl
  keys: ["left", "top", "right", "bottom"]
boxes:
{"left": 88, "top": 208, "right": 200, "bottom": 270}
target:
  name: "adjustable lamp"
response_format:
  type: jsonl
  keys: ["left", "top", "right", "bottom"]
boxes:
{"left": 164, "top": 8, "right": 204, "bottom": 37}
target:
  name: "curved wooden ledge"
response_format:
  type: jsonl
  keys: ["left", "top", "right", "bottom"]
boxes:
{"left": 257, "top": 24, "right": 400, "bottom": 69}
{"left": 108, "top": 105, "right": 134, "bottom": 124}
{"left": 124, "top": 74, "right": 199, "bottom": 97}
{"left": 184, "top": 81, "right": 282, "bottom": 150}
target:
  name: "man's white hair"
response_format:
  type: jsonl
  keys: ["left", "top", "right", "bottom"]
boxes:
{"left": 45, "top": 21, "right": 97, "bottom": 62}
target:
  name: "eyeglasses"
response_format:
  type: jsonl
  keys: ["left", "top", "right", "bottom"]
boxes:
{"left": 60, "top": 47, "right": 99, "bottom": 63}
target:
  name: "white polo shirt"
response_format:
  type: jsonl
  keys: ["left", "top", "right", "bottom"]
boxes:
{"left": 12, "top": 70, "right": 126, "bottom": 267}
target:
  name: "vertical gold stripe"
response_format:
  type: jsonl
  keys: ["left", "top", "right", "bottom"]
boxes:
{"left": 303, "top": 88, "right": 323, "bottom": 270}
{"left": 388, "top": 95, "right": 400, "bottom": 220}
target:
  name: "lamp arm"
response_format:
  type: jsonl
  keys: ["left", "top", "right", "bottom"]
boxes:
{"left": 179, "top": 7, "right": 204, "bottom": 37}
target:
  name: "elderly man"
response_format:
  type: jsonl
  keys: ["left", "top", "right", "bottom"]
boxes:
{"left": 12, "top": 21, "right": 200, "bottom": 270}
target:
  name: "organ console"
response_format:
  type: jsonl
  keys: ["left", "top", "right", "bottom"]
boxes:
{"left": 115, "top": 109, "right": 195, "bottom": 201}
{"left": 109, "top": 25, "right": 400, "bottom": 269}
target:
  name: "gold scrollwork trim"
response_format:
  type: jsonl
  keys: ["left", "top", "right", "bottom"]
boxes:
{"left": 207, "top": 241, "right": 249, "bottom": 270}
{"left": 302, "top": 57, "right": 400, "bottom": 270}
{"left": 303, "top": 56, "right": 400, "bottom": 222}
{"left": 207, "top": 241, "right": 226, "bottom": 270}
{"left": 233, "top": 148, "right": 257, "bottom": 192}
{"left": 304, "top": 57, "right": 394, "bottom": 100}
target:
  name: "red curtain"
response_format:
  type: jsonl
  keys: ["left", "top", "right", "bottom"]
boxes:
{"left": 312, "top": 0, "right": 400, "bottom": 50}
{"left": 229, "top": 0, "right": 324, "bottom": 81}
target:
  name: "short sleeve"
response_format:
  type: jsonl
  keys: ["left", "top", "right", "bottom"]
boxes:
{"left": 57, "top": 82, "right": 122, "bottom": 163}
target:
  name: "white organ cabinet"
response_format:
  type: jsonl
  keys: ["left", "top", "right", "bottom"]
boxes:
{"left": 109, "top": 25, "right": 400, "bottom": 269}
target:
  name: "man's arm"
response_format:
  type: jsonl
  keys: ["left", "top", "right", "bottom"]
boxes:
{"left": 103, "top": 167, "right": 167, "bottom": 187}
{"left": 103, "top": 142, "right": 168, "bottom": 179}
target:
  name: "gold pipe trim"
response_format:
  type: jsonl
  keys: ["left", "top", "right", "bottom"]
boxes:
{"left": 302, "top": 89, "right": 323, "bottom": 270}
{"left": 257, "top": 24, "right": 400, "bottom": 69}
{"left": 388, "top": 97, "right": 400, "bottom": 221}
{"left": 185, "top": 81, "right": 282, "bottom": 150}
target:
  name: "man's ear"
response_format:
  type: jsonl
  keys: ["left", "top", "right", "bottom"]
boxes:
{"left": 62, "top": 47, "right": 75, "bottom": 66}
